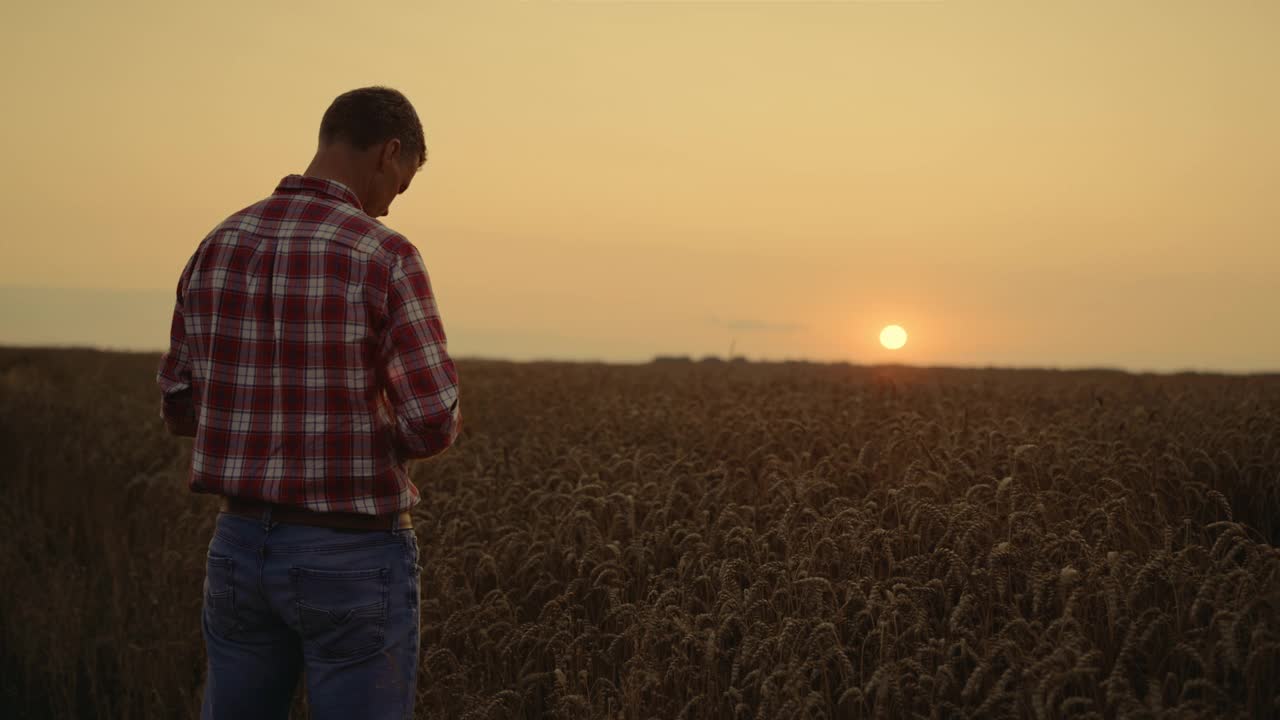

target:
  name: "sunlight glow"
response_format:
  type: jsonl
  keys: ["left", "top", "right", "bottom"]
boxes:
{"left": 880, "top": 325, "right": 908, "bottom": 350}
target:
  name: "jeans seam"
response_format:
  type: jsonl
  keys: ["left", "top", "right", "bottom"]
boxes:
{"left": 204, "top": 556, "right": 240, "bottom": 640}
{"left": 404, "top": 533, "right": 418, "bottom": 720}
{"left": 268, "top": 540, "right": 402, "bottom": 555}
{"left": 213, "top": 529, "right": 258, "bottom": 553}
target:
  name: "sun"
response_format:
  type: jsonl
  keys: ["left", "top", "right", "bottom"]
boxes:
{"left": 880, "top": 325, "right": 908, "bottom": 350}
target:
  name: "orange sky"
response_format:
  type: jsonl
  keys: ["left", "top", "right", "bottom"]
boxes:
{"left": 1, "top": 1, "right": 1276, "bottom": 371}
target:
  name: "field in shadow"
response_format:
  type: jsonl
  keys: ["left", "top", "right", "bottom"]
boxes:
{"left": 0, "top": 347, "right": 1276, "bottom": 718}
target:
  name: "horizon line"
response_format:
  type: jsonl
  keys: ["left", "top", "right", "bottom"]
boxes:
{"left": 1, "top": 342, "right": 1275, "bottom": 378}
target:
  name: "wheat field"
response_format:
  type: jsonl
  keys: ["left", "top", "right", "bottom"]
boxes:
{"left": 0, "top": 347, "right": 1277, "bottom": 719}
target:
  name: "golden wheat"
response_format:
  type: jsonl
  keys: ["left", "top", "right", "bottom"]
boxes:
{"left": 0, "top": 349, "right": 1277, "bottom": 718}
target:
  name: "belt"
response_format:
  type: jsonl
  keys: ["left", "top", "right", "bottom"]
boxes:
{"left": 219, "top": 496, "right": 413, "bottom": 531}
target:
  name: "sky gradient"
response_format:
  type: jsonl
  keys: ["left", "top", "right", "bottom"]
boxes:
{"left": 1, "top": 1, "right": 1276, "bottom": 372}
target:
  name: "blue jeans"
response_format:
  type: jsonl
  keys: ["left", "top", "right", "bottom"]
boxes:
{"left": 200, "top": 509, "right": 421, "bottom": 720}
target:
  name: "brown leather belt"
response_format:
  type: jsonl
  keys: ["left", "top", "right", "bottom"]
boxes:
{"left": 219, "top": 496, "right": 413, "bottom": 531}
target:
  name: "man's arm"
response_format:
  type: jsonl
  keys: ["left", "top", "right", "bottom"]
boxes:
{"left": 157, "top": 252, "right": 198, "bottom": 437}
{"left": 161, "top": 387, "right": 197, "bottom": 437}
{"left": 379, "top": 245, "right": 461, "bottom": 459}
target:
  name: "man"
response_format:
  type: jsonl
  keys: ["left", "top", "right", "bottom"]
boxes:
{"left": 156, "top": 86, "right": 461, "bottom": 720}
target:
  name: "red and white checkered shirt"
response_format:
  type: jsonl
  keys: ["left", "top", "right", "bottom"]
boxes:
{"left": 157, "top": 174, "right": 461, "bottom": 515}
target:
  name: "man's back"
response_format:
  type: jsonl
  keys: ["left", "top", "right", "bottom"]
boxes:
{"left": 157, "top": 173, "right": 460, "bottom": 515}
{"left": 167, "top": 86, "right": 449, "bottom": 720}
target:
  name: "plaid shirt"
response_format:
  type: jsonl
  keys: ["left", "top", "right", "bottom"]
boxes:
{"left": 156, "top": 174, "right": 461, "bottom": 515}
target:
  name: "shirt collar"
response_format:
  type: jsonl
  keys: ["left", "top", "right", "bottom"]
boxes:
{"left": 273, "top": 174, "right": 364, "bottom": 211}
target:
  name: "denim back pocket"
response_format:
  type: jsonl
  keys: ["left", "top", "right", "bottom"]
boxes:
{"left": 204, "top": 554, "right": 240, "bottom": 639}
{"left": 290, "top": 566, "right": 390, "bottom": 660}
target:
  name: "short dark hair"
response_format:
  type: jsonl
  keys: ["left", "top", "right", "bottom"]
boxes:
{"left": 318, "top": 86, "right": 427, "bottom": 168}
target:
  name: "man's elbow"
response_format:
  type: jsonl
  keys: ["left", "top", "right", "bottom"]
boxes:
{"left": 398, "top": 410, "right": 461, "bottom": 460}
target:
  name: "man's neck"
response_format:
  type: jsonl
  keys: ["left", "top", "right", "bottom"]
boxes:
{"left": 303, "top": 151, "right": 368, "bottom": 205}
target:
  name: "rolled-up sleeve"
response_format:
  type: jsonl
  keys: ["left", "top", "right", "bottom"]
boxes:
{"left": 379, "top": 245, "right": 461, "bottom": 459}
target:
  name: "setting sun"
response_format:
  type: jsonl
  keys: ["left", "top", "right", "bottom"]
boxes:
{"left": 880, "top": 325, "right": 908, "bottom": 350}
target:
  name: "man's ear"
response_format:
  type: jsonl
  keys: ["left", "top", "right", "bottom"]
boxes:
{"left": 380, "top": 138, "right": 401, "bottom": 169}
